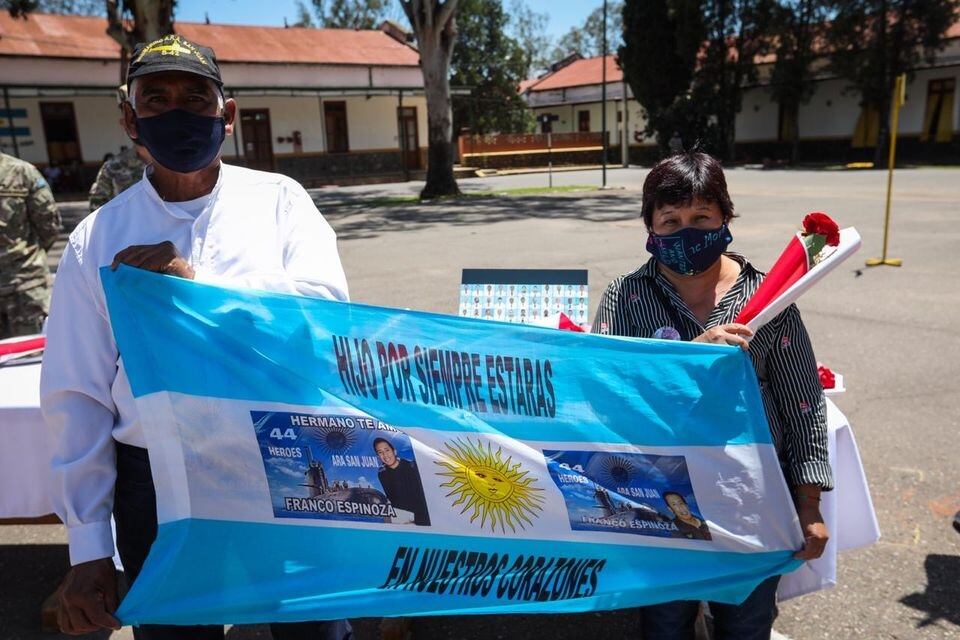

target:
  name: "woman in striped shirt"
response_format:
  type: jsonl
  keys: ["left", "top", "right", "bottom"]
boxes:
{"left": 594, "top": 152, "right": 831, "bottom": 640}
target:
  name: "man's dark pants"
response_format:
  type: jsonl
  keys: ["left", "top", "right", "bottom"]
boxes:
{"left": 114, "top": 442, "right": 352, "bottom": 640}
{"left": 640, "top": 575, "right": 781, "bottom": 640}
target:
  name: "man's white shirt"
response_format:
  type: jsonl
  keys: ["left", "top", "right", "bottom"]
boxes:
{"left": 40, "top": 163, "right": 349, "bottom": 566}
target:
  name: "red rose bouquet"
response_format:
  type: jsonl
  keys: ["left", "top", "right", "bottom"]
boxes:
{"left": 735, "top": 212, "right": 856, "bottom": 329}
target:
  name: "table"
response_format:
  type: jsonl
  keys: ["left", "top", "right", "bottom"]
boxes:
{"left": 0, "top": 360, "right": 55, "bottom": 519}
{"left": 778, "top": 396, "right": 881, "bottom": 601}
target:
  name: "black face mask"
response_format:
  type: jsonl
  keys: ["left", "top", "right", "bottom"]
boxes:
{"left": 135, "top": 108, "right": 225, "bottom": 173}
{"left": 646, "top": 224, "right": 733, "bottom": 276}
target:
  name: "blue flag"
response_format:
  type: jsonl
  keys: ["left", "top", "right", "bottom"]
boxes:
{"left": 102, "top": 266, "right": 802, "bottom": 626}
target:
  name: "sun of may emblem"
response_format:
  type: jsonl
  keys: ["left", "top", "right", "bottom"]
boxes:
{"left": 434, "top": 437, "right": 545, "bottom": 533}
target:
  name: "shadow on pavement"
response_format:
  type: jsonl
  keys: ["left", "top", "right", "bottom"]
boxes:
{"left": 899, "top": 553, "right": 960, "bottom": 629}
{"left": 0, "top": 543, "right": 108, "bottom": 640}
{"left": 321, "top": 194, "right": 640, "bottom": 242}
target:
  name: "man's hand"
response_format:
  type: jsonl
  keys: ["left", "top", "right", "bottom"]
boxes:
{"left": 693, "top": 323, "right": 753, "bottom": 351}
{"left": 57, "top": 558, "right": 121, "bottom": 635}
{"left": 794, "top": 503, "right": 830, "bottom": 560}
{"left": 112, "top": 241, "right": 195, "bottom": 279}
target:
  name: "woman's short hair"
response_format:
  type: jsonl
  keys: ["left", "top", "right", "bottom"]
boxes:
{"left": 641, "top": 152, "right": 735, "bottom": 228}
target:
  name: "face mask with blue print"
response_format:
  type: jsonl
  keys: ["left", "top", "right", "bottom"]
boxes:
{"left": 646, "top": 224, "right": 733, "bottom": 276}
{"left": 135, "top": 108, "right": 225, "bottom": 174}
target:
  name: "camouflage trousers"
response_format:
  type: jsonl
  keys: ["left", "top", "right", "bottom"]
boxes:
{"left": 0, "top": 286, "right": 49, "bottom": 338}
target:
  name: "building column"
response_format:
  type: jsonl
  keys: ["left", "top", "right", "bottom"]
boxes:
{"left": 2, "top": 87, "right": 20, "bottom": 158}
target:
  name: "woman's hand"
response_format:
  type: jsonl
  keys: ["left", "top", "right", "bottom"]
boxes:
{"left": 693, "top": 323, "right": 753, "bottom": 350}
{"left": 794, "top": 504, "right": 830, "bottom": 560}
{"left": 793, "top": 485, "right": 829, "bottom": 560}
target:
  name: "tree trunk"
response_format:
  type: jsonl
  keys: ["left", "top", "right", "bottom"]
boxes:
{"left": 402, "top": 0, "right": 461, "bottom": 200}
{"left": 107, "top": 0, "right": 175, "bottom": 82}
{"left": 131, "top": 0, "right": 176, "bottom": 42}
{"left": 420, "top": 38, "right": 461, "bottom": 199}
{"left": 790, "top": 103, "right": 800, "bottom": 164}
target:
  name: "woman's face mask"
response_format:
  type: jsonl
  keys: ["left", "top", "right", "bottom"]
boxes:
{"left": 646, "top": 223, "right": 733, "bottom": 276}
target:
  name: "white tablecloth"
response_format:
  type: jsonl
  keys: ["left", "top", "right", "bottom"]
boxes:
{"left": 778, "top": 397, "right": 881, "bottom": 600}
{"left": 0, "top": 361, "right": 55, "bottom": 518}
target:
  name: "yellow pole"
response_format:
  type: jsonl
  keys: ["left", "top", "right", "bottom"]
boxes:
{"left": 867, "top": 73, "right": 905, "bottom": 267}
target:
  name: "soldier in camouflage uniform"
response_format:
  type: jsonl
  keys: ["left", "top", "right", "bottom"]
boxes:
{"left": 88, "top": 85, "right": 149, "bottom": 212}
{"left": 0, "top": 152, "right": 62, "bottom": 338}
{"left": 88, "top": 145, "right": 147, "bottom": 212}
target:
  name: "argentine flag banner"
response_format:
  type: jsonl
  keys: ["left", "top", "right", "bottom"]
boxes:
{"left": 102, "top": 266, "right": 804, "bottom": 626}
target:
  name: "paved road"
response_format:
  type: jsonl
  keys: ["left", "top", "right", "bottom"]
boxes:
{"left": 3, "top": 166, "right": 958, "bottom": 639}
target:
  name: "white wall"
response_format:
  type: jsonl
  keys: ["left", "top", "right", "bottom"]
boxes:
{"left": 225, "top": 95, "right": 326, "bottom": 158}
{"left": 736, "top": 64, "right": 960, "bottom": 143}
{"left": 900, "top": 66, "right": 960, "bottom": 135}
{"left": 342, "top": 95, "right": 427, "bottom": 151}
{"left": 2, "top": 91, "right": 429, "bottom": 166}
{"left": 0, "top": 94, "right": 128, "bottom": 165}
{"left": 798, "top": 78, "right": 871, "bottom": 139}
{"left": 0, "top": 57, "right": 118, "bottom": 87}
{"left": 532, "top": 98, "right": 652, "bottom": 145}
{"left": 736, "top": 87, "right": 779, "bottom": 142}
{"left": 221, "top": 94, "right": 429, "bottom": 160}
{"left": 218, "top": 63, "right": 423, "bottom": 91}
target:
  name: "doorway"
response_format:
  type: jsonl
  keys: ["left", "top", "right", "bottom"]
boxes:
{"left": 240, "top": 109, "right": 274, "bottom": 171}
{"left": 397, "top": 106, "right": 420, "bottom": 171}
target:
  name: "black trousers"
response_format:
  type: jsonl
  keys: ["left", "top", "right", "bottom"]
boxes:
{"left": 114, "top": 442, "right": 353, "bottom": 640}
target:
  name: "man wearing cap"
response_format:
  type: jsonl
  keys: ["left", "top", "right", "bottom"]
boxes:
{"left": 41, "top": 35, "right": 351, "bottom": 639}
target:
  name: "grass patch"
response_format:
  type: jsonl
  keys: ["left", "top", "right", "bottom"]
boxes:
{"left": 334, "top": 185, "right": 598, "bottom": 208}
{"left": 490, "top": 184, "right": 597, "bottom": 196}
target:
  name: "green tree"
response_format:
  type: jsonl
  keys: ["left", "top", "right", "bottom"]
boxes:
{"left": 508, "top": 0, "right": 551, "bottom": 77}
{"left": 619, "top": 0, "right": 705, "bottom": 154}
{"left": 3, "top": 0, "right": 102, "bottom": 16}
{"left": 695, "top": 0, "right": 774, "bottom": 160}
{"left": 452, "top": 0, "right": 532, "bottom": 136}
{"left": 551, "top": 1, "right": 623, "bottom": 60}
{"left": 302, "top": 0, "right": 395, "bottom": 28}
{"left": 291, "top": 1, "right": 316, "bottom": 26}
{"left": 827, "top": 0, "right": 960, "bottom": 166}
{"left": 401, "top": 0, "right": 462, "bottom": 199}
{"left": 767, "top": 0, "right": 829, "bottom": 163}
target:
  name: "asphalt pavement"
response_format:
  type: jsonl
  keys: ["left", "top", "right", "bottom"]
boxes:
{"left": 2, "top": 165, "right": 958, "bottom": 639}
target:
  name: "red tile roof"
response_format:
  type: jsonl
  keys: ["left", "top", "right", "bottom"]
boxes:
{"left": 0, "top": 12, "right": 420, "bottom": 66}
{"left": 525, "top": 20, "right": 960, "bottom": 91}
{"left": 524, "top": 55, "right": 622, "bottom": 92}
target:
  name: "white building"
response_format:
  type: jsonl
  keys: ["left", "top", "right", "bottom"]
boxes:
{"left": 520, "top": 54, "right": 653, "bottom": 165}
{"left": 522, "top": 26, "right": 960, "bottom": 165}
{"left": 0, "top": 13, "right": 430, "bottom": 188}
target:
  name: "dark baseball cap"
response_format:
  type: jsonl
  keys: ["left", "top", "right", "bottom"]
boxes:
{"left": 127, "top": 35, "right": 223, "bottom": 87}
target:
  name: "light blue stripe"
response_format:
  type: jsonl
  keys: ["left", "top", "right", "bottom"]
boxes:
{"left": 101, "top": 266, "right": 773, "bottom": 447}
{"left": 116, "top": 518, "right": 801, "bottom": 625}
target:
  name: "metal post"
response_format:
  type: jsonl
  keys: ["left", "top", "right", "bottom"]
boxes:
{"left": 601, "top": 0, "right": 608, "bottom": 187}
{"left": 621, "top": 77, "right": 629, "bottom": 168}
{"left": 866, "top": 73, "right": 905, "bottom": 268}
{"left": 548, "top": 131, "right": 553, "bottom": 188}
{"left": 3, "top": 87, "right": 20, "bottom": 157}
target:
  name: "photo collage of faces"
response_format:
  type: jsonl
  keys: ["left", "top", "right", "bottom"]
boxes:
{"left": 458, "top": 282, "right": 589, "bottom": 325}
